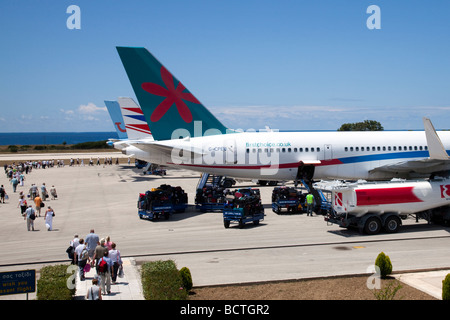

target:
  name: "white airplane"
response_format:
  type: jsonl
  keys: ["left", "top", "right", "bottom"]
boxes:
{"left": 116, "top": 46, "right": 450, "bottom": 183}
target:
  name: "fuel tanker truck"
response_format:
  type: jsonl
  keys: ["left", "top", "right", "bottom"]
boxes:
{"left": 322, "top": 178, "right": 450, "bottom": 234}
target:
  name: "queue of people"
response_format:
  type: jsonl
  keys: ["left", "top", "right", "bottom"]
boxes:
{"left": 3, "top": 161, "right": 59, "bottom": 231}
{"left": 69, "top": 230, "right": 124, "bottom": 299}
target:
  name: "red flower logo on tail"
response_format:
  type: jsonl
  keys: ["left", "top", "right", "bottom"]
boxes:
{"left": 141, "top": 66, "right": 200, "bottom": 123}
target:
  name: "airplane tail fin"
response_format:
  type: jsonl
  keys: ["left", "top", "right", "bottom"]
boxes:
{"left": 116, "top": 46, "right": 229, "bottom": 141}
{"left": 118, "top": 97, "right": 153, "bottom": 140}
{"left": 423, "top": 117, "right": 450, "bottom": 160}
{"left": 105, "top": 100, "right": 128, "bottom": 139}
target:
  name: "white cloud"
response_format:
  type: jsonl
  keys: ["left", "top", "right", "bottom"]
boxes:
{"left": 60, "top": 108, "right": 74, "bottom": 115}
{"left": 78, "top": 102, "right": 107, "bottom": 114}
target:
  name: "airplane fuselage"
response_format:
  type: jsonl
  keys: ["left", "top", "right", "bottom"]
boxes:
{"left": 129, "top": 130, "right": 450, "bottom": 181}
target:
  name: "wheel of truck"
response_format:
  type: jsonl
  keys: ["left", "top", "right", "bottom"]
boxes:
{"left": 364, "top": 216, "right": 381, "bottom": 235}
{"left": 222, "top": 179, "right": 233, "bottom": 188}
{"left": 164, "top": 212, "right": 170, "bottom": 220}
{"left": 384, "top": 215, "right": 401, "bottom": 233}
{"left": 253, "top": 220, "right": 260, "bottom": 226}
{"left": 238, "top": 219, "right": 244, "bottom": 228}
{"left": 224, "top": 220, "right": 230, "bottom": 228}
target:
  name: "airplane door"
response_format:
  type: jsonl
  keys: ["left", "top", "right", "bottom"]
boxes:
{"left": 324, "top": 144, "right": 332, "bottom": 160}
{"left": 225, "top": 139, "right": 237, "bottom": 164}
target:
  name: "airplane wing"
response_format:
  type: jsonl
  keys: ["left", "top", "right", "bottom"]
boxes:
{"left": 130, "top": 140, "right": 206, "bottom": 159}
{"left": 369, "top": 117, "right": 450, "bottom": 176}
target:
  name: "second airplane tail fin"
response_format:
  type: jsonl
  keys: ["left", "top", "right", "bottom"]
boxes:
{"left": 116, "top": 46, "right": 229, "bottom": 141}
{"left": 105, "top": 100, "right": 128, "bottom": 139}
{"left": 118, "top": 97, "right": 153, "bottom": 141}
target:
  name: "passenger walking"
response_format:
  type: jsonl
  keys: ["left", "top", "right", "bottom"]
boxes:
{"left": 18, "top": 195, "right": 27, "bottom": 215}
{"left": 29, "top": 183, "right": 38, "bottom": 200}
{"left": 74, "top": 239, "right": 88, "bottom": 281}
{"left": 50, "top": 185, "right": 57, "bottom": 200}
{"left": 306, "top": 193, "right": 314, "bottom": 216}
{"left": 85, "top": 229, "right": 99, "bottom": 261}
{"left": 97, "top": 251, "right": 112, "bottom": 295}
{"left": 23, "top": 205, "right": 36, "bottom": 231}
{"left": 108, "top": 242, "right": 123, "bottom": 284}
{"left": 10, "top": 177, "right": 18, "bottom": 192}
{"left": 34, "top": 195, "right": 43, "bottom": 217}
{"left": 41, "top": 183, "right": 48, "bottom": 200}
{"left": 44, "top": 206, "right": 55, "bottom": 231}
{"left": 93, "top": 238, "right": 108, "bottom": 271}
{"left": 86, "top": 278, "right": 102, "bottom": 300}
{"left": 0, "top": 185, "right": 6, "bottom": 203}
{"left": 105, "top": 236, "right": 113, "bottom": 250}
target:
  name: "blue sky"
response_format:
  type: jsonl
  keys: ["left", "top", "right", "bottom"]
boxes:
{"left": 1, "top": 0, "right": 449, "bottom": 132}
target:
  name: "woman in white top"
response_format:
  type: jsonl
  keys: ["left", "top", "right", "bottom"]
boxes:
{"left": 18, "top": 196, "right": 27, "bottom": 215}
{"left": 44, "top": 206, "right": 54, "bottom": 231}
{"left": 86, "top": 279, "right": 102, "bottom": 300}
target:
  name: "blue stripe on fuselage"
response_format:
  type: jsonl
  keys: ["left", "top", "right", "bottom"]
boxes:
{"left": 337, "top": 150, "right": 431, "bottom": 165}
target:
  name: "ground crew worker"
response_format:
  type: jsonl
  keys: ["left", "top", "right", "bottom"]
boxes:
{"left": 306, "top": 193, "right": 314, "bottom": 216}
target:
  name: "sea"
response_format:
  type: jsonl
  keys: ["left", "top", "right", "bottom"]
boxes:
{"left": 0, "top": 132, "right": 119, "bottom": 146}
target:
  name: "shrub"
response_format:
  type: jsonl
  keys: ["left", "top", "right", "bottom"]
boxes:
{"left": 373, "top": 280, "right": 403, "bottom": 300}
{"left": 37, "top": 264, "right": 76, "bottom": 300}
{"left": 7, "top": 145, "right": 18, "bottom": 152}
{"left": 375, "top": 252, "right": 393, "bottom": 278}
{"left": 141, "top": 260, "right": 188, "bottom": 300}
{"left": 179, "top": 267, "right": 193, "bottom": 292}
{"left": 442, "top": 274, "right": 450, "bottom": 300}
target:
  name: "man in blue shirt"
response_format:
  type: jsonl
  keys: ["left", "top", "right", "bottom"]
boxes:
{"left": 97, "top": 251, "right": 113, "bottom": 295}
{"left": 85, "top": 229, "right": 99, "bottom": 260}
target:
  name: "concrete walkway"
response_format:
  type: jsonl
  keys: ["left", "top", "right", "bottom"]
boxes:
{"left": 74, "top": 258, "right": 144, "bottom": 300}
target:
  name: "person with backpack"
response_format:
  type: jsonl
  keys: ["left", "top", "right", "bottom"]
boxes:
{"left": 0, "top": 185, "right": 6, "bottom": 203}
{"left": 74, "top": 239, "right": 89, "bottom": 281}
{"left": 23, "top": 205, "right": 35, "bottom": 231}
{"left": 97, "top": 251, "right": 112, "bottom": 295}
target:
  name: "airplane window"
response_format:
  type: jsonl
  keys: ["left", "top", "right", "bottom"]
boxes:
{"left": 345, "top": 147, "right": 348, "bottom": 152}
{"left": 270, "top": 148, "right": 274, "bottom": 153}
{"left": 305, "top": 148, "right": 309, "bottom": 152}
{"left": 252, "top": 149, "right": 256, "bottom": 153}
{"left": 377, "top": 147, "right": 381, "bottom": 151}
{"left": 393, "top": 146, "right": 396, "bottom": 151}
{"left": 311, "top": 148, "right": 315, "bottom": 152}
{"left": 425, "top": 146, "right": 428, "bottom": 150}
{"left": 388, "top": 146, "right": 391, "bottom": 151}
{"left": 294, "top": 148, "right": 298, "bottom": 152}
{"left": 355, "top": 147, "right": 359, "bottom": 151}
{"left": 299, "top": 148, "right": 303, "bottom": 152}
{"left": 419, "top": 146, "right": 423, "bottom": 150}
{"left": 276, "top": 148, "right": 280, "bottom": 152}
{"left": 414, "top": 146, "right": 418, "bottom": 150}
{"left": 288, "top": 148, "right": 292, "bottom": 152}
{"left": 409, "top": 146, "right": 412, "bottom": 150}
{"left": 361, "top": 147, "right": 364, "bottom": 151}
{"left": 383, "top": 146, "right": 386, "bottom": 151}
{"left": 317, "top": 147, "right": 320, "bottom": 152}
{"left": 350, "top": 147, "right": 353, "bottom": 152}
{"left": 372, "top": 147, "right": 375, "bottom": 151}
{"left": 246, "top": 149, "right": 249, "bottom": 153}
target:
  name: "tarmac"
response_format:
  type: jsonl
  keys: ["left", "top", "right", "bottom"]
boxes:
{"left": 1, "top": 152, "right": 450, "bottom": 301}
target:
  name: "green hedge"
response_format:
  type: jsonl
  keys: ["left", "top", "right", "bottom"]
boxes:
{"left": 141, "top": 260, "right": 189, "bottom": 300}
{"left": 37, "top": 264, "right": 76, "bottom": 300}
